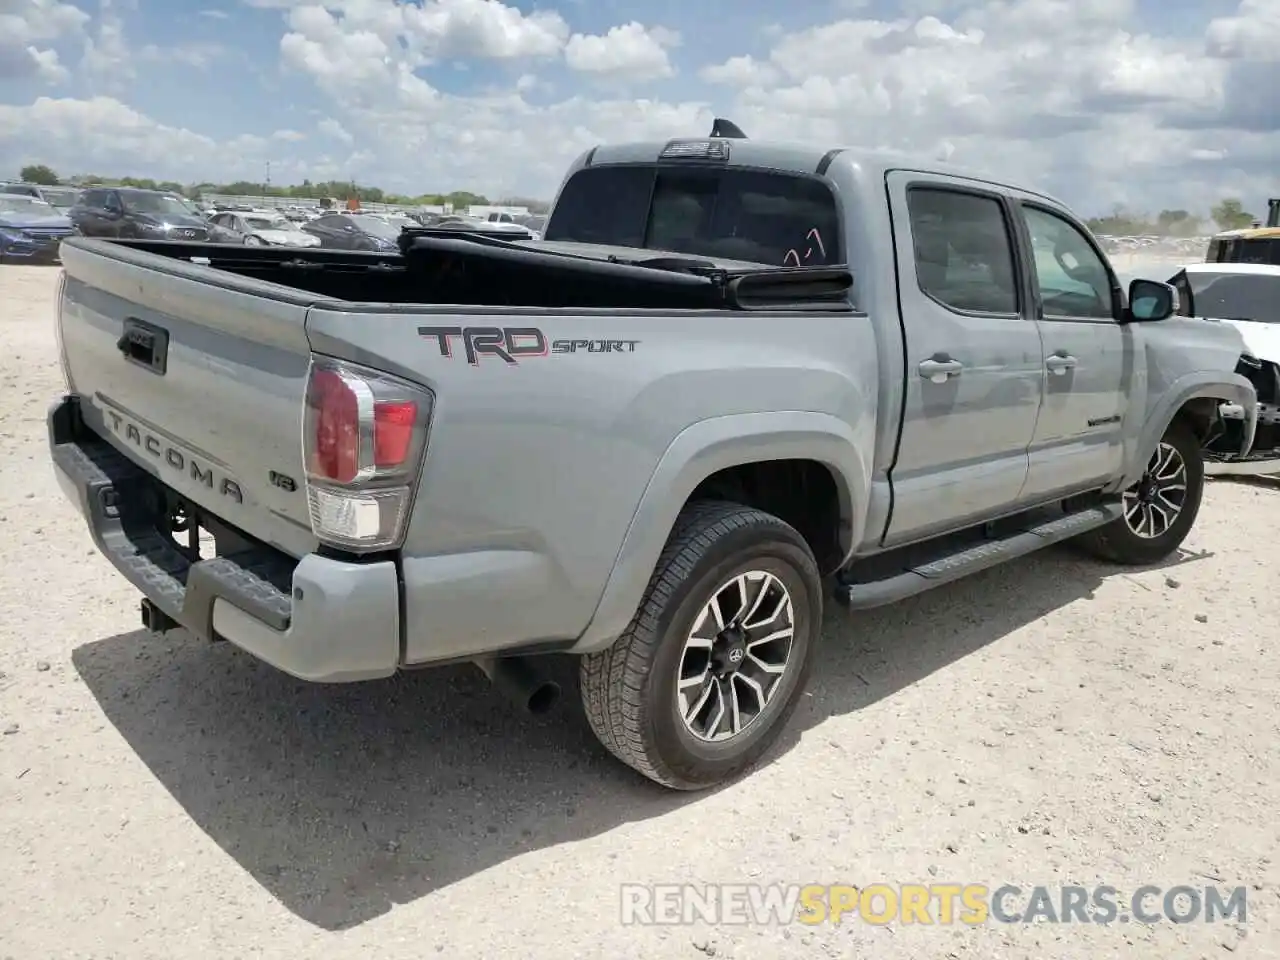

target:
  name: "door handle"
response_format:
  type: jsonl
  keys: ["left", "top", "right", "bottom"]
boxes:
{"left": 1045, "top": 353, "right": 1078, "bottom": 375}
{"left": 918, "top": 358, "right": 963, "bottom": 383}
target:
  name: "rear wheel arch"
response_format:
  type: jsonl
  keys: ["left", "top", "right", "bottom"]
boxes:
{"left": 572, "top": 412, "right": 867, "bottom": 654}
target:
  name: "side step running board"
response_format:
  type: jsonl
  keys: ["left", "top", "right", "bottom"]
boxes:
{"left": 835, "top": 502, "right": 1123, "bottom": 610}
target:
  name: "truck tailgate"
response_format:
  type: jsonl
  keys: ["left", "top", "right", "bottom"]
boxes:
{"left": 57, "top": 238, "right": 322, "bottom": 558}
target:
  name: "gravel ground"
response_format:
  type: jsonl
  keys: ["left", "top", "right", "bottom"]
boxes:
{"left": 1, "top": 264, "right": 1277, "bottom": 959}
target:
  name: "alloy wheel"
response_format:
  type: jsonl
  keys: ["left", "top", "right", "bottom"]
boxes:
{"left": 1122, "top": 441, "right": 1188, "bottom": 539}
{"left": 676, "top": 570, "right": 796, "bottom": 743}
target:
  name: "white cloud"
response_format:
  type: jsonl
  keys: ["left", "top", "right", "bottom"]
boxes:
{"left": 564, "top": 21, "right": 679, "bottom": 79}
{"left": 0, "top": 96, "right": 217, "bottom": 178}
{"left": 0, "top": 0, "right": 88, "bottom": 82}
{"left": 1206, "top": 0, "right": 1280, "bottom": 59}
{"left": 1, "top": 0, "right": 1276, "bottom": 217}
{"left": 699, "top": 55, "right": 779, "bottom": 87}
{"left": 139, "top": 41, "right": 225, "bottom": 69}
{"left": 317, "top": 117, "right": 354, "bottom": 143}
{"left": 80, "top": 0, "right": 132, "bottom": 88}
{"left": 25, "top": 45, "right": 69, "bottom": 82}
{"left": 197, "top": 7, "right": 229, "bottom": 17}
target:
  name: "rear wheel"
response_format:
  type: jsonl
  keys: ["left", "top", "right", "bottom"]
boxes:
{"left": 579, "top": 501, "right": 822, "bottom": 790}
{"left": 1076, "top": 421, "right": 1203, "bottom": 565}
{"left": 244, "top": 235, "right": 264, "bottom": 246}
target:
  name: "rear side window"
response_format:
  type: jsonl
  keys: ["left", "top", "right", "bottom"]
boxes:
{"left": 906, "top": 188, "right": 1019, "bottom": 315}
{"left": 544, "top": 165, "right": 842, "bottom": 267}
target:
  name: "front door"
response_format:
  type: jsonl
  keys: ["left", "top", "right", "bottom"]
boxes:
{"left": 883, "top": 172, "right": 1045, "bottom": 547}
{"left": 1015, "top": 201, "right": 1129, "bottom": 500}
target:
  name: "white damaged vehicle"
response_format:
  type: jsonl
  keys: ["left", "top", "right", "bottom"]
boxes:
{"left": 208, "top": 210, "right": 321, "bottom": 247}
{"left": 1169, "top": 263, "right": 1280, "bottom": 476}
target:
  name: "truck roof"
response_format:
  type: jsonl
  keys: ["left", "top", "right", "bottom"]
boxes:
{"left": 579, "top": 137, "right": 1068, "bottom": 208}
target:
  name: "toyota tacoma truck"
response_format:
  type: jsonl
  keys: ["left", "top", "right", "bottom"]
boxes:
{"left": 49, "top": 124, "right": 1257, "bottom": 791}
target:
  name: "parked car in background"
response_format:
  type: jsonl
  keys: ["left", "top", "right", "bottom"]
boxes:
{"left": 518, "top": 214, "right": 547, "bottom": 239}
{"left": 0, "top": 194, "right": 76, "bottom": 263}
{"left": 208, "top": 211, "right": 321, "bottom": 247}
{"left": 0, "top": 182, "right": 81, "bottom": 210}
{"left": 428, "top": 215, "right": 537, "bottom": 241}
{"left": 68, "top": 188, "right": 210, "bottom": 241}
{"left": 299, "top": 212, "right": 402, "bottom": 251}
{"left": 1173, "top": 262, "right": 1280, "bottom": 477}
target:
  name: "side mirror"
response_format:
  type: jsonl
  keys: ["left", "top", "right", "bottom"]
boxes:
{"left": 1126, "top": 278, "right": 1178, "bottom": 323}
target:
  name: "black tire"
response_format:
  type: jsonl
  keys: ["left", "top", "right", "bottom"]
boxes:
{"left": 579, "top": 500, "right": 822, "bottom": 790}
{"left": 1075, "top": 420, "right": 1204, "bottom": 565}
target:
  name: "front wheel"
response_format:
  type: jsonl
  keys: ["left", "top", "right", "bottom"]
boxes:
{"left": 1076, "top": 421, "right": 1204, "bottom": 565}
{"left": 579, "top": 501, "right": 822, "bottom": 790}
{"left": 244, "top": 235, "right": 264, "bottom": 246}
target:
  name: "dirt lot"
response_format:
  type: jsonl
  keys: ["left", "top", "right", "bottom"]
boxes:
{"left": 1, "top": 264, "right": 1277, "bottom": 959}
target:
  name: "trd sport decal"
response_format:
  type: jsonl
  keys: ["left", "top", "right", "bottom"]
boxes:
{"left": 418, "top": 326, "right": 639, "bottom": 365}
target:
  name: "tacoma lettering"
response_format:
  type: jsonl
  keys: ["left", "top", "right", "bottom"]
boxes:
{"left": 105, "top": 410, "right": 243, "bottom": 503}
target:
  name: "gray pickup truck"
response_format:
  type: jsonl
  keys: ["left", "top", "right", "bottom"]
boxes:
{"left": 49, "top": 126, "right": 1257, "bottom": 790}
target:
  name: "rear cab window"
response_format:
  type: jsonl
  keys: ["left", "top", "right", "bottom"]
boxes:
{"left": 544, "top": 164, "right": 843, "bottom": 267}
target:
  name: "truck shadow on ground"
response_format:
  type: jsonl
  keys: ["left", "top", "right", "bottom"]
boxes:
{"left": 73, "top": 545, "right": 1208, "bottom": 932}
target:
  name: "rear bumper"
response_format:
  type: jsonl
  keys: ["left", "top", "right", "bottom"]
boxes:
{"left": 48, "top": 395, "right": 401, "bottom": 682}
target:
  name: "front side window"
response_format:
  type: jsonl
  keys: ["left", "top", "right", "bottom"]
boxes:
{"left": 1021, "top": 205, "right": 1114, "bottom": 320}
{"left": 906, "top": 187, "right": 1019, "bottom": 315}
{"left": 544, "top": 165, "right": 842, "bottom": 267}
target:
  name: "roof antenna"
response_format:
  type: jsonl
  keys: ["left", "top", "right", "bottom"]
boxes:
{"left": 710, "top": 117, "right": 747, "bottom": 139}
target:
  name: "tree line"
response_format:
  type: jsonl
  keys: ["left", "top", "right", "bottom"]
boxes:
{"left": 1083, "top": 199, "right": 1259, "bottom": 236}
{"left": 15, "top": 164, "right": 550, "bottom": 213}
{"left": 15, "top": 163, "right": 1261, "bottom": 229}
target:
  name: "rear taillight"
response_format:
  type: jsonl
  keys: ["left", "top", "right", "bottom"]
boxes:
{"left": 301, "top": 356, "right": 434, "bottom": 552}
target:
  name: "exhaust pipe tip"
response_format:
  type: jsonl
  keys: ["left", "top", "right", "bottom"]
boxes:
{"left": 526, "top": 679, "right": 561, "bottom": 715}
{"left": 476, "top": 655, "right": 561, "bottom": 714}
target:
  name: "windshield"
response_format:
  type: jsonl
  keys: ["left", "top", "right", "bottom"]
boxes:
{"left": 125, "top": 193, "right": 195, "bottom": 217}
{"left": 1174, "top": 270, "right": 1278, "bottom": 322}
{"left": 245, "top": 216, "right": 288, "bottom": 230}
{"left": 543, "top": 165, "right": 843, "bottom": 266}
{"left": 0, "top": 196, "right": 56, "bottom": 216}
{"left": 40, "top": 187, "right": 79, "bottom": 208}
{"left": 353, "top": 216, "right": 403, "bottom": 240}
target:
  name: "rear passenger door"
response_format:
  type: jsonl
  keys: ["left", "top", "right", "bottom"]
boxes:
{"left": 883, "top": 172, "right": 1046, "bottom": 547}
{"left": 1014, "top": 201, "right": 1129, "bottom": 500}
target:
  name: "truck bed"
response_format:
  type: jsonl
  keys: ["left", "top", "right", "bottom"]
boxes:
{"left": 79, "top": 234, "right": 853, "bottom": 311}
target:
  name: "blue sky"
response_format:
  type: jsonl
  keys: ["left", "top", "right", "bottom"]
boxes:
{"left": 0, "top": 0, "right": 1276, "bottom": 214}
